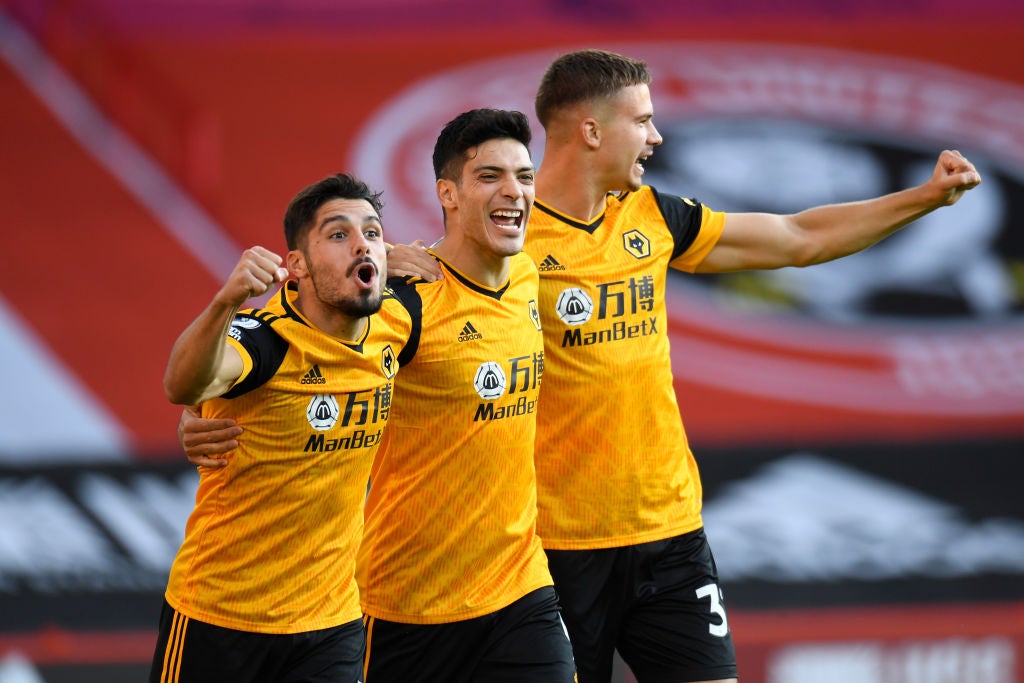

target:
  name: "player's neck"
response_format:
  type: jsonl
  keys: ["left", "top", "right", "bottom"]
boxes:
{"left": 292, "top": 294, "right": 367, "bottom": 342}
{"left": 432, "top": 239, "right": 511, "bottom": 290}
{"left": 536, "top": 158, "right": 608, "bottom": 223}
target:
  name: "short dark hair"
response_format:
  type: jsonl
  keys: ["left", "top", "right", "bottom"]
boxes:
{"left": 432, "top": 108, "right": 533, "bottom": 182}
{"left": 534, "top": 49, "right": 651, "bottom": 127}
{"left": 283, "top": 173, "right": 384, "bottom": 250}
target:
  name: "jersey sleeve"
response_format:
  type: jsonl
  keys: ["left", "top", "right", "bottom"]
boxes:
{"left": 650, "top": 186, "right": 727, "bottom": 273}
{"left": 221, "top": 313, "right": 289, "bottom": 398}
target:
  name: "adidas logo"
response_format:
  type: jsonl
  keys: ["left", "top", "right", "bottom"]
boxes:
{"left": 458, "top": 321, "right": 483, "bottom": 343}
{"left": 537, "top": 255, "right": 566, "bottom": 272}
{"left": 300, "top": 365, "right": 327, "bottom": 385}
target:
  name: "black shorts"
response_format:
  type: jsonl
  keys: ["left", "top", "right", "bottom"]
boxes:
{"left": 546, "top": 527, "right": 737, "bottom": 683}
{"left": 149, "top": 600, "right": 365, "bottom": 683}
{"left": 363, "top": 586, "right": 577, "bottom": 683}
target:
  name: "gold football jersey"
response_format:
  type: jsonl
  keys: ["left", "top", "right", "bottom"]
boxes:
{"left": 357, "top": 252, "right": 551, "bottom": 624}
{"left": 524, "top": 187, "right": 726, "bottom": 550}
{"left": 165, "top": 282, "right": 404, "bottom": 633}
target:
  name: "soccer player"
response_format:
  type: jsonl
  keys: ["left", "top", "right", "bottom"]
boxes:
{"left": 183, "top": 50, "right": 982, "bottom": 683}
{"left": 357, "top": 108, "right": 575, "bottom": 682}
{"left": 150, "top": 173, "right": 402, "bottom": 683}
{"left": 180, "top": 109, "right": 577, "bottom": 683}
{"left": 388, "top": 49, "right": 982, "bottom": 683}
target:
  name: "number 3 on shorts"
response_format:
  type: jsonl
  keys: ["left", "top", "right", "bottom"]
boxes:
{"left": 695, "top": 583, "right": 730, "bottom": 637}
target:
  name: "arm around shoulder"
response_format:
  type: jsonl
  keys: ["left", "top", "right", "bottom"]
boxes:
{"left": 386, "top": 239, "right": 444, "bottom": 282}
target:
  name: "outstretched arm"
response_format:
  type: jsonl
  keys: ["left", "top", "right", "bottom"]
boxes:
{"left": 697, "top": 149, "right": 982, "bottom": 273}
{"left": 164, "top": 246, "right": 289, "bottom": 405}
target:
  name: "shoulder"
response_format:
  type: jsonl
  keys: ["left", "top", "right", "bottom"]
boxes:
{"left": 509, "top": 252, "right": 540, "bottom": 284}
{"left": 511, "top": 251, "right": 538, "bottom": 272}
{"left": 386, "top": 274, "right": 441, "bottom": 300}
{"left": 640, "top": 184, "right": 711, "bottom": 216}
{"left": 228, "top": 309, "right": 287, "bottom": 348}
{"left": 624, "top": 185, "right": 714, "bottom": 232}
{"left": 377, "top": 287, "right": 415, "bottom": 325}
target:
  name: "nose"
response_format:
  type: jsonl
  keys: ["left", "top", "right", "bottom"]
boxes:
{"left": 649, "top": 121, "right": 663, "bottom": 147}
{"left": 351, "top": 233, "right": 370, "bottom": 256}
{"left": 501, "top": 177, "right": 525, "bottom": 200}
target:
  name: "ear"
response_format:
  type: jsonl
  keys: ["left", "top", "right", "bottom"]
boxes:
{"left": 436, "top": 178, "right": 458, "bottom": 210}
{"left": 581, "top": 117, "right": 601, "bottom": 149}
{"left": 287, "top": 249, "right": 307, "bottom": 278}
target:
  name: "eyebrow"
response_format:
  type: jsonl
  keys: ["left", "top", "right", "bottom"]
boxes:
{"left": 319, "top": 213, "right": 382, "bottom": 229}
{"left": 474, "top": 164, "right": 536, "bottom": 174}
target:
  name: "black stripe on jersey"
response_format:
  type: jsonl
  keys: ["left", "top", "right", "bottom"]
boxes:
{"left": 387, "top": 277, "right": 422, "bottom": 367}
{"left": 438, "top": 259, "right": 511, "bottom": 301}
{"left": 340, "top": 306, "right": 380, "bottom": 355}
{"left": 222, "top": 318, "right": 290, "bottom": 398}
{"left": 274, "top": 281, "right": 307, "bottom": 326}
{"left": 649, "top": 185, "right": 704, "bottom": 261}
{"left": 534, "top": 197, "right": 603, "bottom": 234}
{"left": 251, "top": 309, "right": 282, "bottom": 325}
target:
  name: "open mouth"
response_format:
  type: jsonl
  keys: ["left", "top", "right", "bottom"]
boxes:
{"left": 490, "top": 208, "right": 523, "bottom": 231}
{"left": 352, "top": 261, "right": 377, "bottom": 286}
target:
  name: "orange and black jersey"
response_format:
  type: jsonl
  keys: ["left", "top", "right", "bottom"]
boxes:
{"left": 165, "top": 281, "right": 405, "bottom": 634}
{"left": 357, "top": 252, "right": 552, "bottom": 624}
{"left": 523, "top": 186, "right": 726, "bottom": 550}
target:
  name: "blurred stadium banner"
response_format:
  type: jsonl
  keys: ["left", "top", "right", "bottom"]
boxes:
{"left": 1, "top": 441, "right": 1022, "bottom": 682}
{"left": 1, "top": 0, "right": 1023, "bottom": 681}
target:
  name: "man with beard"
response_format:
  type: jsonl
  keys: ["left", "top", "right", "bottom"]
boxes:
{"left": 150, "top": 173, "right": 403, "bottom": 683}
{"left": 171, "top": 111, "right": 577, "bottom": 682}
